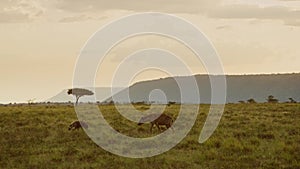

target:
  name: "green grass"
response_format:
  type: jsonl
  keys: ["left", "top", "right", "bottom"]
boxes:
{"left": 0, "top": 103, "right": 299, "bottom": 169}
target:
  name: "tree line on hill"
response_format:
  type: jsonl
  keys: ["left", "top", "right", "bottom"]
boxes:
{"left": 239, "top": 95, "right": 297, "bottom": 104}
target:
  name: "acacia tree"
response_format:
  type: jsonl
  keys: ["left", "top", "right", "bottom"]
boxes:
{"left": 27, "top": 98, "right": 36, "bottom": 105}
{"left": 267, "top": 95, "right": 279, "bottom": 103}
{"left": 67, "top": 88, "right": 94, "bottom": 105}
{"left": 238, "top": 100, "right": 245, "bottom": 104}
{"left": 247, "top": 98, "right": 256, "bottom": 104}
{"left": 288, "top": 98, "right": 297, "bottom": 103}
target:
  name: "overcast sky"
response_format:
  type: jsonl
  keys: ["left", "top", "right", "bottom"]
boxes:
{"left": 0, "top": 0, "right": 300, "bottom": 103}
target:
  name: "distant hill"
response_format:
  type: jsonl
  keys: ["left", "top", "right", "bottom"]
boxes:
{"left": 47, "top": 73, "right": 300, "bottom": 104}
{"left": 105, "top": 73, "right": 300, "bottom": 104}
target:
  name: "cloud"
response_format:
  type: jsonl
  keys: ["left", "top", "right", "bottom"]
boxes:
{"left": 0, "top": 0, "right": 221, "bottom": 23}
{"left": 0, "top": 0, "right": 299, "bottom": 26}
{"left": 0, "top": 0, "right": 44, "bottom": 23}
{"left": 215, "top": 25, "right": 230, "bottom": 30}
{"left": 0, "top": 11, "right": 30, "bottom": 23}
{"left": 207, "top": 4, "right": 300, "bottom": 26}
{"left": 209, "top": 4, "right": 300, "bottom": 19}
{"left": 54, "top": 0, "right": 220, "bottom": 14}
{"left": 285, "top": 19, "right": 300, "bottom": 26}
{"left": 53, "top": 0, "right": 300, "bottom": 26}
{"left": 59, "top": 15, "right": 107, "bottom": 23}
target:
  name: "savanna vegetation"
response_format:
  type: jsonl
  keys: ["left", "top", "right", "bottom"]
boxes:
{"left": 0, "top": 103, "right": 299, "bottom": 169}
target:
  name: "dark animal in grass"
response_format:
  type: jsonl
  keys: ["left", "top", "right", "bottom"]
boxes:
{"left": 138, "top": 113, "right": 174, "bottom": 133}
{"left": 68, "top": 120, "right": 89, "bottom": 130}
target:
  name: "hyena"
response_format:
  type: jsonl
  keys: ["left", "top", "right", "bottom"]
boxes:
{"left": 68, "top": 120, "right": 88, "bottom": 130}
{"left": 138, "top": 113, "right": 174, "bottom": 133}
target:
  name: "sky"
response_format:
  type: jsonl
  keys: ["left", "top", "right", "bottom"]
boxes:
{"left": 0, "top": 0, "right": 300, "bottom": 103}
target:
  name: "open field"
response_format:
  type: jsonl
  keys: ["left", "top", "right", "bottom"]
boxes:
{"left": 0, "top": 103, "right": 299, "bottom": 169}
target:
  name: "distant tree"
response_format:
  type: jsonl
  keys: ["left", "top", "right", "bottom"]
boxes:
{"left": 167, "top": 101, "right": 176, "bottom": 106}
{"left": 27, "top": 98, "right": 36, "bottom": 105}
{"left": 267, "top": 95, "right": 279, "bottom": 103}
{"left": 135, "top": 101, "right": 145, "bottom": 105}
{"left": 238, "top": 100, "right": 245, "bottom": 104}
{"left": 67, "top": 88, "right": 94, "bottom": 105}
{"left": 247, "top": 98, "right": 256, "bottom": 104}
{"left": 101, "top": 101, "right": 108, "bottom": 105}
{"left": 288, "top": 98, "right": 297, "bottom": 103}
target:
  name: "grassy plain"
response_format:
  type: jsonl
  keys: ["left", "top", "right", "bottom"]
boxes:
{"left": 0, "top": 103, "right": 299, "bottom": 169}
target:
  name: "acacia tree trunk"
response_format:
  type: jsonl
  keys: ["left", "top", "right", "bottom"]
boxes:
{"left": 75, "top": 96, "right": 80, "bottom": 105}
